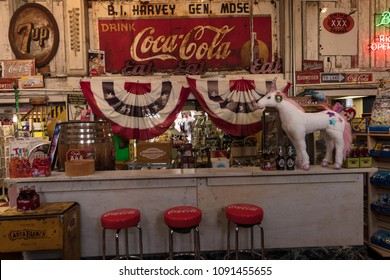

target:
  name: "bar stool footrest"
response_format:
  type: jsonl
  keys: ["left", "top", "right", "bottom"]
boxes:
{"left": 168, "top": 252, "right": 205, "bottom": 260}
{"left": 224, "top": 249, "right": 264, "bottom": 260}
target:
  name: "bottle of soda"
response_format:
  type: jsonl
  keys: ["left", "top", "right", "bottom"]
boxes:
{"left": 262, "top": 147, "right": 271, "bottom": 170}
{"left": 286, "top": 146, "right": 295, "bottom": 170}
{"left": 276, "top": 146, "right": 285, "bottom": 170}
{"left": 10, "top": 154, "right": 18, "bottom": 178}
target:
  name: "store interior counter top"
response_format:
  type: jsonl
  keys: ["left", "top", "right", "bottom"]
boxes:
{"left": 5, "top": 166, "right": 377, "bottom": 259}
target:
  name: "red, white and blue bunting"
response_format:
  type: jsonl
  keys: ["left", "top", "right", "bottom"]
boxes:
{"left": 80, "top": 77, "right": 290, "bottom": 140}
{"left": 80, "top": 79, "right": 190, "bottom": 140}
{"left": 186, "top": 76, "right": 290, "bottom": 136}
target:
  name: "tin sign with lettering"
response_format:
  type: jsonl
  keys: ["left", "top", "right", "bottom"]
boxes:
{"left": 0, "top": 59, "right": 35, "bottom": 78}
{"left": 323, "top": 12, "right": 355, "bottom": 34}
{"left": 302, "top": 60, "right": 324, "bottom": 72}
{"left": 319, "top": 8, "right": 358, "bottom": 55}
{"left": 296, "top": 71, "right": 321, "bottom": 84}
{"left": 321, "top": 73, "right": 346, "bottom": 83}
{"left": 98, "top": 16, "right": 272, "bottom": 72}
{"left": 345, "top": 73, "right": 373, "bottom": 83}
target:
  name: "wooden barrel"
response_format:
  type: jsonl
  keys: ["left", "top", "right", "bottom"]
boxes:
{"left": 57, "top": 121, "right": 116, "bottom": 171}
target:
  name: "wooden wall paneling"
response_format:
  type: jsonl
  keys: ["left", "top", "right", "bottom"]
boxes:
{"left": 357, "top": 0, "right": 372, "bottom": 68}
{"left": 304, "top": 1, "right": 320, "bottom": 61}
{"left": 370, "top": 0, "right": 377, "bottom": 68}
{"left": 90, "top": 1, "right": 101, "bottom": 50}
{"left": 87, "top": 7, "right": 96, "bottom": 50}
{"left": 336, "top": 0, "right": 353, "bottom": 70}
{"left": 253, "top": 1, "right": 280, "bottom": 60}
{"left": 278, "top": 0, "right": 290, "bottom": 83}
{"left": 294, "top": 0, "right": 303, "bottom": 75}
{"left": 50, "top": 1, "right": 66, "bottom": 76}
{"left": 0, "top": 1, "right": 13, "bottom": 59}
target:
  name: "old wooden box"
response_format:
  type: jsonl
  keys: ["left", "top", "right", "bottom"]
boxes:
{"left": 0, "top": 202, "right": 80, "bottom": 259}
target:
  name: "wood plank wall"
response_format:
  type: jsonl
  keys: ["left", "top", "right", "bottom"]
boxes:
{"left": 293, "top": 0, "right": 390, "bottom": 71}
{"left": 0, "top": 0, "right": 389, "bottom": 91}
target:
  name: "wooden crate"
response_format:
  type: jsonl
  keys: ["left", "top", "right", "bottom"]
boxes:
{"left": 0, "top": 202, "right": 80, "bottom": 259}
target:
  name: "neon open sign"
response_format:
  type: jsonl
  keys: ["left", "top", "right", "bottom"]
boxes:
{"left": 371, "top": 10, "right": 390, "bottom": 51}
{"left": 370, "top": 35, "right": 390, "bottom": 51}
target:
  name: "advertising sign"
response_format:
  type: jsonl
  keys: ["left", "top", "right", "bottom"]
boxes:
{"left": 345, "top": 73, "right": 373, "bottom": 83}
{"left": 319, "top": 8, "right": 358, "bottom": 55}
{"left": 0, "top": 59, "right": 35, "bottom": 78}
{"left": 296, "top": 71, "right": 321, "bottom": 84}
{"left": 98, "top": 16, "right": 272, "bottom": 72}
{"left": 302, "top": 60, "right": 324, "bottom": 72}
{"left": 320, "top": 73, "right": 346, "bottom": 83}
{"left": 0, "top": 78, "right": 18, "bottom": 90}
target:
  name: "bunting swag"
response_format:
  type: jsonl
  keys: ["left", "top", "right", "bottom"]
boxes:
{"left": 80, "top": 79, "right": 190, "bottom": 140}
{"left": 186, "top": 76, "right": 288, "bottom": 136}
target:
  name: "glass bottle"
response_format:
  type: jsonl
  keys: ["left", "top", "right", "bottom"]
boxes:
{"left": 276, "top": 146, "right": 285, "bottom": 170}
{"left": 262, "top": 147, "right": 271, "bottom": 170}
{"left": 286, "top": 146, "right": 295, "bottom": 170}
{"left": 181, "top": 144, "right": 195, "bottom": 169}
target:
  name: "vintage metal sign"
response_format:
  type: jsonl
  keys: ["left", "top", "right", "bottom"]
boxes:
{"left": 8, "top": 3, "right": 60, "bottom": 68}
{"left": 98, "top": 16, "right": 272, "bottom": 72}
{"left": 0, "top": 59, "right": 35, "bottom": 78}
{"left": 323, "top": 12, "right": 355, "bottom": 34}
{"left": 0, "top": 78, "right": 19, "bottom": 90}
{"left": 320, "top": 73, "right": 346, "bottom": 83}
{"left": 345, "top": 73, "right": 373, "bottom": 83}
{"left": 319, "top": 8, "right": 358, "bottom": 55}
{"left": 302, "top": 60, "right": 324, "bottom": 71}
{"left": 296, "top": 71, "right": 321, "bottom": 84}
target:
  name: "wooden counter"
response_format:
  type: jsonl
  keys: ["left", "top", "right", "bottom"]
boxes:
{"left": 5, "top": 166, "right": 376, "bottom": 259}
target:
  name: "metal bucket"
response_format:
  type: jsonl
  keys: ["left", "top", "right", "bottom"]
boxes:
{"left": 57, "top": 121, "right": 116, "bottom": 171}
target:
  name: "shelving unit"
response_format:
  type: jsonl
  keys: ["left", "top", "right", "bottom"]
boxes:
{"left": 0, "top": 125, "right": 13, "bottom": 202}
{"left": 366, "top": 130, "right": 390, "bottom": 257}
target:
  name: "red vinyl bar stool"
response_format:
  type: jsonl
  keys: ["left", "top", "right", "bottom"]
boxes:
{"left": 101, "top": 208, "right": 143, "bottom": 260}
{"left": 225, "top": 203, "right": 265, "bottom": 260}
{"left": 163, "top": 205, "right": 202, "bottom": 259}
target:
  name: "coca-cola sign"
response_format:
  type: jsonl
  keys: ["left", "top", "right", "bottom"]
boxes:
{"left": 345, "top": 73, "right": 373, "bottom": 83}
{"left": 0, "top": 59, "right": 35, "bottom": 78}
{"left": 98, "top": 17, "right": 272, "bottom": 72}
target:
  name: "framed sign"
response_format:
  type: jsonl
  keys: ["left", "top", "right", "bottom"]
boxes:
{"left": 8, "top": 3, "right": 60, "bottom": 68}
{"left": 0, "top": 59, "right": 35, "bottom": 78}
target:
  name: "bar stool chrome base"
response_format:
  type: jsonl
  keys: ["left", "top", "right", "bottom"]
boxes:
{"left": 168, "top": 226, "right": 203, "bottom": 260}
{"left": 225, "top": 221, "right": 265, "bottom": 260}
{"left": 102, "top": 225, "right": 143, "bottom": 260}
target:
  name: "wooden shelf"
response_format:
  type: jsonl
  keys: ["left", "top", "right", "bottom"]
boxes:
{"left": 366, "top": 132, "right": 390, "bottom": 258}
{"left": 369, "top": 244, "right": 390, "bottom": 258}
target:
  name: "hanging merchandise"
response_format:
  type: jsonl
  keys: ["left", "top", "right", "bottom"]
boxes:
{"left": 80, "top": 79, "right": 190, "bottom": 140}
